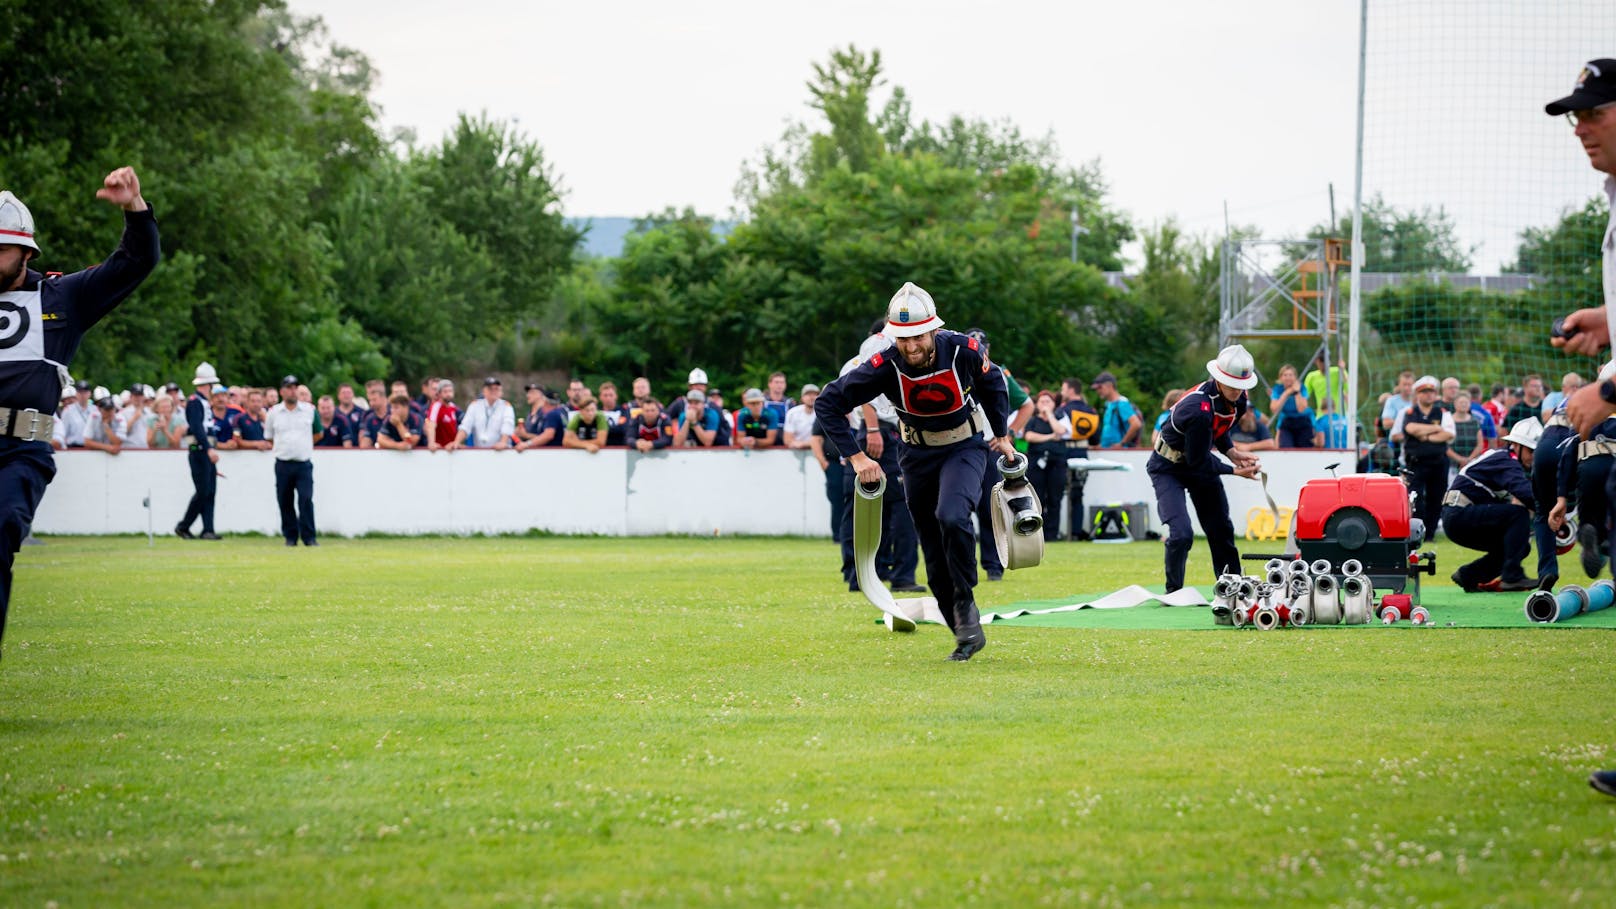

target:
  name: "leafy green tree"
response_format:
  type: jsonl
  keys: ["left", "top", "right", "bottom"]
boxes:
{"left": 1509, "top": 196, "right": 1607, "bottom": 309}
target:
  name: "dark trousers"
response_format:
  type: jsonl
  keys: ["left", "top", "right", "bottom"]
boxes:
{"left": 1278, "top": 419, "right": 1315, "bottom": 448}
{"left": 275, "top": 459, "right": 316, "bottom": 545}
{"left": 839, "top": 428, "right": 918, "bottom": 587}
{"left": 0, "top": 441, "right": 55, "bottom": 655}
{"left": 900, "top": 440, "right": 988, "bottom": 633}
{"left": 976, "top": 456, "right": 1004, "bottom": 573}
{"left": 1026, "top": 447, "right": 1068, "bottom": 543}
{"left": 1531, "top": 441, "right": 1569, "bottom": 581}
{"left": 1066, "top": 460, "right": 1087, "bottom": 539}
{"left": 180, "top": 447, "right": 217, "bottom": 534}
{"left": 1444, "top": 503, "right": 1530, "bottom": 586}
{"left": 824, "top": 460, "right": 846, "bottom": 542}
{"left": 1406, "top": 458, "right": 1447, "bottom": 542}
{"left": 1579, "top": 454, "right": 1614, "bottom": 553}
{"left": 1149, "top": 456, "right": 1240, "bottom": 593}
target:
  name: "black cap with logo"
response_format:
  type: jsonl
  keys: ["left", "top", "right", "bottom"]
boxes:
{"left": 1546, "top": 59, "right": 1616, "bottom": 115}
{"left": 280, "top": 375, "right": 300, "bottom": 388}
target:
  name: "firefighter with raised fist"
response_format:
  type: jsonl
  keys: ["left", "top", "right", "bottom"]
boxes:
{"left": 0, "top": 169, "right": 160, "bottom": 659}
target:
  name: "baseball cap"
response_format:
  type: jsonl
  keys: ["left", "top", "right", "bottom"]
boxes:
{"left": 800, "top": 383, "right": 820, "bottom": 396}
{"left": 1545, "top": 59, "right": 1616, "bottom": 115}
{"left": 685, "top": 388, "right": 706, "bottom": 403}
{"left": 688, "top": 368, "right": 709, "bottom": 385}
{"left": 280, "top": 375, "right": 300, "bottom": 388}
{"left": 74, "top": 379, "right": 91, "bottom": 391}
{"left": 1091, "top": 372, "right": 1118, "bottom": 388}
{"left": 742, "top": 387, "right": 765, "bottom": 403}
{"left": 211, "top": 385, "right": 230, "bottom": 397}
{"left": 483, "top": 376, "right": 501, "bottom": 386}
{"left": 164, "top": 381, "right": 180, "bottom": 392}
{"left": 94, "top": 395, "right": 114, "bottom": 409}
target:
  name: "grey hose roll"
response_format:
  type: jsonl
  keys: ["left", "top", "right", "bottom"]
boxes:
{"left": 1310, "top": 559, "right": 1333, "bottom": 576}
{"left": 1265, "top": 558, "right": 1285, "bottom": 574}
{"left": 1341, "top": 559, "right": 1364, "bottom": 577}
{"left": 1287, "top": 559, "right": 1311, "bottom": 577}
{"left": 1266, "top": 569, "right": 1287, "bottom": 586}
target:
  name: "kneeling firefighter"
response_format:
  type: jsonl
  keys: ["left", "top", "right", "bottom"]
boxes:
{"left": 1148, "top": 345, "right": 1264, "bottom": 593}
{"left": 1444, "top": 417, "right": 1540, "bottom": 593}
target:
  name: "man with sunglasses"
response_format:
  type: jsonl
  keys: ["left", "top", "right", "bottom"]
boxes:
{"left": 1536, "top": 59, "right": 1616, "bottom": 802}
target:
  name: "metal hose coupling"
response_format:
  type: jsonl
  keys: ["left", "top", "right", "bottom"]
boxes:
{"left": 1310, "top": 559, "right": 1333, "bottom": 576}
{"left": 1341, "top": 559, "right": 1364, "bottom": 577}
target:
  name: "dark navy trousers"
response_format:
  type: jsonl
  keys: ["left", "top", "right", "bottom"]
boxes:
{"left": 1531, "top": 434, "right": 1570, "bottom": 582}
{"left": 275, "top": 459, "right": 317, "bottom": 545}
{"left": 899, "top": 439, "right": 988, "bottom": 632}
{"left": 0, "top": 440, "right": 55, "bottom": 656}
{"left": 180, "top": 448, "right": 216, "bottom": 534}
{"left": 1443, "top": 503, "right": 1530, "bottom": 586}
{"left": 1148, "top": 455, "right": 1240, "bottom": 593}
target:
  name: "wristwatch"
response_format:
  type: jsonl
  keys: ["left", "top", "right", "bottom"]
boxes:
{"left": 1601, "top": 378, "right": 1616, "bottom": 405}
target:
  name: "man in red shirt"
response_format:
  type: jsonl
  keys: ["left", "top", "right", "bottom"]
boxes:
{"left": 424, "top": 379, "right": 461, "bottom": 451}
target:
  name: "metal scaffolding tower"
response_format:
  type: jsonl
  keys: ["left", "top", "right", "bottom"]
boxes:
{"left": 1218, "top": 236, "right": 1349, "bottom": 382}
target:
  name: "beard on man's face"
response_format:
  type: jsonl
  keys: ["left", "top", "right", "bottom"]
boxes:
{"left": 0, "top": 252, "right": 30, "bottom": 291}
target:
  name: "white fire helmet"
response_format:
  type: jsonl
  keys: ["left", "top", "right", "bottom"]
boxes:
{"left": 1206, "top": 344, "right": 1258, "bottom": 390}
{"left": 884, "top": 282, "right": 945, "bottom": 338}
{"left": 0, "top": 190, "right": 39, "bottom": 254}
{"left": 1503, "top": 416, "right": 1542, "bottom": 450}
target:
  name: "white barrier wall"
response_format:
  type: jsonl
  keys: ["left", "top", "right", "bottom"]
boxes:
{"left": 31, "top": 448, "right": 1355, "bottom": 537}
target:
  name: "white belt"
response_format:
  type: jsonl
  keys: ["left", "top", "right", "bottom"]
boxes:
{"left": 1580, "top": 439, "right": 1616, "bottom": 459}
{"left": 0, "top": 406, "right": 55, "bottom": 442}
{"left": 1442, "top": 490, "right": 1474, "bottom": 508}
{"left": 900, "top": 413, "right": 982, "bottom": 448}
{"left": 1546, "top": 414, "right": 1572, "bottom": 429}
{"left": 1152, "top": 436, "right": 1184, "bottom": 463}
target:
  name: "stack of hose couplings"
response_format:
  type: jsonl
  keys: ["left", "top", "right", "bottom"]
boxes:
{"left": 1210, "top": 558, "right": 1428, "bottom": 629}
{"left": 1523, "top": 579, "right": 1616, "bottom": 624}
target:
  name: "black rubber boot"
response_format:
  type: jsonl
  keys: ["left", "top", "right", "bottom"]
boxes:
{"left": 947, "top": 600, "right": 987, "bottom": 661}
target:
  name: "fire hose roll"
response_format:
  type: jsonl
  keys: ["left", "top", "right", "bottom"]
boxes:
{"left": 1266, "top": 569, "right": 1287, "bottom": 586}
{"left": 1341, "top": 559, "right": 1364, "bottom": 578}
{"left": 1312, "top": 574, "right": 1343, "bottom": 625}
{"left": 1253, "top": 606, "right": 1281, "bottom": 631}
{"left": 1286, "top": 559, "right": 1311, "bottom": 577}
{"left": 990, "top": 454, "right": 1044, "bottom": 569}
{"left": 1309, "top": 559, "right": 1333, "bottom": 576}
{"left": 1339, "top": 574, "right": 1371, "bottom": 625}
{"left": 1265, "top": 558, "right": 1285, "bottom": 575}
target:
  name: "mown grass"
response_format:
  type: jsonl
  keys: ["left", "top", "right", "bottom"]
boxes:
{"left": 2, "top": 535, "right": 1614, "bottom": 907}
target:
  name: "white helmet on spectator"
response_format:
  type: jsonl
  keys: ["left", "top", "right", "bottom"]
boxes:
{"left": 1206, "top": 344, "right": 1258, "bottom": 390}
{"left": 0, "top": 190, "right": 39, "bottom": 254}
{"left": 884, "top": 282, "right": 944, "bottom": 338}
{"left": 192, "top": 361, "right": 220, "bottom": 386}
{"left": 687, "top": 368, "right": 708, "bottom": 386}
{"left": 1503, "top": 416, "right": 1542, "bottom": 450}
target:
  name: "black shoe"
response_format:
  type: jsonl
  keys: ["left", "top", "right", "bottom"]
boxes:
{"left": 1450, "top": 571, "right": 1478, "bottom": 593}
{"left": 985, "top": 570, "right": 1004, "bottom": 582}
{"left": 1498, "top": 578, "right": 1538, "bottom": 592}
{"left": 198, "top": 531, "right": 221, "bottom": 541}
{"left": 1072, "top": 530, "right": 1092, "bottom": 542}
{"left": 947, "top": 634, "right": 987, "bottom": 662}
{"left": 890, "top": 583, "right": 926, "bottom": 593}
{"left": 174, "top": 525, "right": 194, "bottom": 540}
{"left": 286, "top": 541, "right": 297, "bottom": 547}
{"left": 304, "top": 540, "right": 318, "bottom": 547}
{"left": 1591, "top": 770, "right": 1616, "bottom": 798}
{"left": 1538, "top": 575, "right": 1559, "bottom": 592}
{"left": 1580, "top": 523, "right": 1604, "bottom": 578}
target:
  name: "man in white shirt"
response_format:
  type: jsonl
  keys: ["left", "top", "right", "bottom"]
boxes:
{"left": 782, "top": 384, "right": 820, "bottom": 449}
{"left": 454, "top": 377, "right": 516, "bottom": 449}
{"left": 263, "top": 374, "right": 318, "bottom": 547}
{"left": 118, "top": 385, "right": 151, "bottom": 450}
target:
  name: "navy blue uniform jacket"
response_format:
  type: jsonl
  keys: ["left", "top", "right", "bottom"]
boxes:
{"left": 813, "top": 330, "right": 1010, "bottom": 459}
{"left": 1451, "top": 448, "right": 1534, "bottom": 511}
{"left": 1156, "top": 380, "right": 1249, "bottom": 477}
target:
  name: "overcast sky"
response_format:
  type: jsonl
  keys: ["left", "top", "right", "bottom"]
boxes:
{"left": 294, "top": 0, "right": 1610, "bottom": 271}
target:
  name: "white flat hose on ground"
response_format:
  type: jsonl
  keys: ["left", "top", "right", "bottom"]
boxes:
{"left": 853, "top": 476, "right": 921, "bottom": 632}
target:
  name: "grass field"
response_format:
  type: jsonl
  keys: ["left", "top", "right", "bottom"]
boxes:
{"left": 3, "top": 534, "right": 1616, "bottom": 907}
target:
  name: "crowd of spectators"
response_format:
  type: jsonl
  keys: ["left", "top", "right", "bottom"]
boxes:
{"left": 45, "top": 369, "right": 826, "bottom": 456}
{"left": 51, "top": 355, "right": 1562, "bottom": 468}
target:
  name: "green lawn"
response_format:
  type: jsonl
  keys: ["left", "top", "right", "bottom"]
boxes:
{"left": 3, "top": 535, "right": 1615, "bottom": 907}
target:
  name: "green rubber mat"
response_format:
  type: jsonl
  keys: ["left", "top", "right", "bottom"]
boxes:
{"left": 985, "top": 584, "right": 1616, "bottom": 630}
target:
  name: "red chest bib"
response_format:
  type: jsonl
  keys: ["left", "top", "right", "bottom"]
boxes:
{"left": 1212, "top": 410, "right": 1236, "bottom": 438}
{"left": 896, "top": 366, "right": 967, "bottom": 417}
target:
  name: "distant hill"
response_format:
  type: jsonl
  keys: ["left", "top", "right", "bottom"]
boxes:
{"left": 567, "top": 216, "right": 735, "bottom": 259}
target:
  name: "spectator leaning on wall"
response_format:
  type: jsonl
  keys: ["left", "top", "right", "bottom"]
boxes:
{"left": 627, "top": 398, "right": 673, "bottom": 453}
{"left": 314, "top": 395, "right": 353, "bottom": 448}
{"left": 564, "top": 394, "right": 609, "bottom": 453}
{"left": 456, "top": 377, "right": 516, "bottom": 449}
{"left": 734, "top": 388, "right": 780, "bottom": 449}
{"left": 672, "top": 389, "right": 721, "bottom": 447}
{"left": 424, "top": 379, "right": 461, "bottom": 451}
{"left": 763, "top": 372, "right": 794, "bottom": 424}
{"left": 1092, "top": 372, "right": 1141, "bottom": 448}
{"left": 783, "top": 384, "right": 819, "bottom": 449}
{"left": 375, "top": 394, "right": 422, "bottom": 450}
